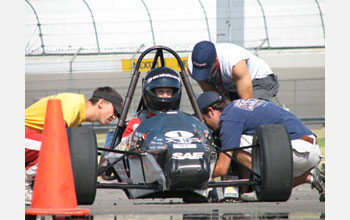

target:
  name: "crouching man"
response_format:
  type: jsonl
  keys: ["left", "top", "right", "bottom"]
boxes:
{"left": 25, "top": 86, "right": 123, "bottom": 205}
{"left": 196, "top": 91, "right": 325, "bottom": 202}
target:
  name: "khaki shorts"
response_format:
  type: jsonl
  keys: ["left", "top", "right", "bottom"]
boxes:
{"left": 240, "top": 134, "right": 321, "bottom": 178}
{"left": 252, "top": 74, "right": 279, "bottom": 100}
{"left": 291, "top": 136, "right": 321, "bottom": 178}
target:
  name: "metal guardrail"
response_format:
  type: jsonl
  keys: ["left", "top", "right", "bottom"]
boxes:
{"left": 299, "top": 117, "right": 325, "bottom": 126}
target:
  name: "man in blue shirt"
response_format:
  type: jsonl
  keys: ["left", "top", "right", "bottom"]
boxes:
{"left": 196, "top": 91, "right": 325, "bottom": 202}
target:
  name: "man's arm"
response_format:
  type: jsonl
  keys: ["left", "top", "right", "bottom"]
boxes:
{"left": 212, "top": 149, "right": 252, "bottom": 179}
{"left": 212, "top": 151, "right": 233, "bottom": 178}
{"left": 231, "top": 60, "right": 253, "bottom": 99}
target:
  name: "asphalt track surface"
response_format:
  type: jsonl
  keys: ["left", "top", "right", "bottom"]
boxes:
{"left": 77, "top": 184, "right": 325, "bottom": 219}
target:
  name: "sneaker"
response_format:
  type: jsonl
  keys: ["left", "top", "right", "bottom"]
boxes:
{"left": 240, "top": 191, "right": 257, "bottom": 201}
{"left": 310, "top": 164, "right": 325, "bottom": 202}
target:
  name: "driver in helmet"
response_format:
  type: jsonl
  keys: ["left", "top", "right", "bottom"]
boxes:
{"left": 117, "top": 66, "right": 182, "bottom": 151}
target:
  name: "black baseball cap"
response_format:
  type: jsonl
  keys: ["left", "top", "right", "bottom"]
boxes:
{"left": 92, "top": 91, "right": 123, "bottom": 116}
{"left": 191, "top": 41, "right": 217, "bottom": 81}
{"left": 196, "top": 91, "right": 223, "bottom": 113}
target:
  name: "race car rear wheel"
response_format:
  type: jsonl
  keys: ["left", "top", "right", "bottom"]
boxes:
{"left": 67, "top": 127, "right": 97, "bottom": 205}
{"left": 252, "top": 124, "right": 293, "bottom": 201}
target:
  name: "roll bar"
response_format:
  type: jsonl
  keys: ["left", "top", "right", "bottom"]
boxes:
{"left": 109, "top": 45, "right": 203, "bottom": 149}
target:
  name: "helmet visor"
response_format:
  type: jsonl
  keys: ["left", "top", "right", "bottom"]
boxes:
{"left": 146, "top": 74, "right": 181, "bottom": 90}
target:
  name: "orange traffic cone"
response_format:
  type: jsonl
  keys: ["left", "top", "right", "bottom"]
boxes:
{"left": 25, "top": 99, "right": 90, "bottom": 216}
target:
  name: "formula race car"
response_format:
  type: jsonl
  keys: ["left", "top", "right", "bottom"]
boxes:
{"left": 67, "top": 46, "right": 293, "bottom": 205}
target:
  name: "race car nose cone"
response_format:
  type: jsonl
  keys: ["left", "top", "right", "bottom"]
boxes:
{"left": 168, "top": 153, "right": 210, "bottom": 190}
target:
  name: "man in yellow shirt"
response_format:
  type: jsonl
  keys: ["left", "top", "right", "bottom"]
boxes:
{"left": 25, "top": 86, "right": 123, "bottom": 204}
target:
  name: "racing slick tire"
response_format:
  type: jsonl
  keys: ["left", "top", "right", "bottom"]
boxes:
{"left": 252, "top": 124, "right": 293, "bottom": 202}
{"left": 67, "top": 127, "right": 97, "bottom": 205}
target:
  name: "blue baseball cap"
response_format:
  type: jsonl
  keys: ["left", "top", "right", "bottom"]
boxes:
{"left": 196, "top": 91, "right": 223, "bottom": 113}
{"left": 191, "top": 41, "right": 217, "bottom": 81}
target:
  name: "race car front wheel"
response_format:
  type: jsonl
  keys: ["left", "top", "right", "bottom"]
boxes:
{"left": 67, "top": 127, "right": 97, "bottom": 205}
{"left": 252, "top": 124, "right": 293, "bottom": 202}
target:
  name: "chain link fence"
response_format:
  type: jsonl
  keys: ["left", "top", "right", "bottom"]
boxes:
{"left": 25, "top": 0, "right": 325, "bottom": 55}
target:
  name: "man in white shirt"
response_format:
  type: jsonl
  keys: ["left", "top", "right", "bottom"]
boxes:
{"left": 187, "top": 41, "right": 279, "bottom": 101}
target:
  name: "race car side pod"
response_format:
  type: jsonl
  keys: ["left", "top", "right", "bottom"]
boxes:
{"left": 214, "top": 145, "right": 261, "bottom": 180}
{"left": 96, "top": 147, "right": 141, "bottom": 176}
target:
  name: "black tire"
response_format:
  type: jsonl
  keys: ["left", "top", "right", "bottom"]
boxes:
{"left": 67, "top": 127, "right": 97, "bottom": 205}
{"left": 25, "top": 215, "right": 36, "bottom": 220}
{"left": 252, "top": 124, "right": 293, "bottom": 202}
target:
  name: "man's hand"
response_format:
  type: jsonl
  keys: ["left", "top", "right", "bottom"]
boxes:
{"left": 212, "top": 151, "right": 233, "bottom": 178}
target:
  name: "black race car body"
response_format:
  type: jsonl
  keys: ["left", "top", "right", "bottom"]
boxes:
{"left": 104, "top": 111, "right": 217, "bottom": 199}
